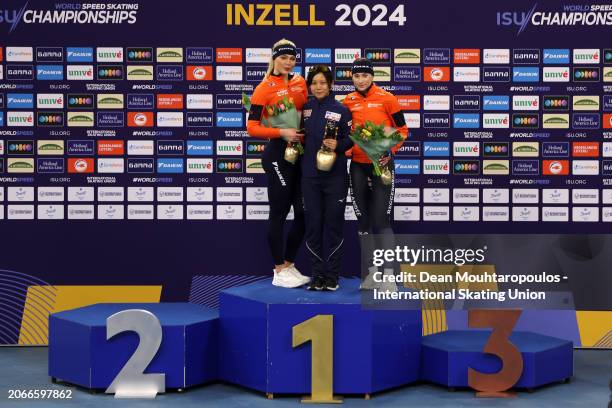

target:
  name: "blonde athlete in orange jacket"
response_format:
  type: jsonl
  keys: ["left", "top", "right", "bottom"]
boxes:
{"left": 343, "top": 58, "right": 408, "bottom": 291}
{"left": 246, "top": 39, "right": 309, "bottom": 288}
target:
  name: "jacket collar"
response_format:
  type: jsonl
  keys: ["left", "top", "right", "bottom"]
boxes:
{"left": 270, "top": 72, "right": 294, "bottom": 81}
{"left": 357, "top": 83, "right": 377, "bottom": 98}
{"left": 312, "top": 91, "right": 335, "bottom": 106}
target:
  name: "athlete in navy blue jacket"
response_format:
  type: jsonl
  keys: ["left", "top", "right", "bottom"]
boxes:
{"left": 301, "top": 65, "right": 353, "bottom": 290}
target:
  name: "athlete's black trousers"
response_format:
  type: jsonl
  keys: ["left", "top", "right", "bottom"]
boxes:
{"left": 349, "top": 161, "right": 396, "bottom": 271}
{"left": 262, "top": 143, "right": 305, "bottom": 266}
{"left": 302, "top": 176, "right": 348, "bottom": 279}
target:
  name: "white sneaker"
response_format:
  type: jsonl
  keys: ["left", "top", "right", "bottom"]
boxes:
{"left": 286, "top": 264, "right": 310, "bottom": 285}
{"left": 360, "top": 267, "right": 398, "bottom": 292}
{"left": 272, "top": 268, "right": 305, "bottom": 288}
{"left": 359, "top": 266, "right": 379, "bottom": 290}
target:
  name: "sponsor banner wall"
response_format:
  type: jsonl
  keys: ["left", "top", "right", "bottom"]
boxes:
{"left": 0, "top": 0, "right": 609, "bottom": 346}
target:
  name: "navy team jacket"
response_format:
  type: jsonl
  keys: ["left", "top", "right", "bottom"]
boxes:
{"left": 301, "top": 93, "right": 353, "bottom": 178}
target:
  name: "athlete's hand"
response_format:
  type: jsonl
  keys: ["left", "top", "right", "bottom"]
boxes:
{"left": 280, "top": 128, "right": 303, "bottom": 143}
{"left": 379, "top": 153, "right": 392, "bottom": 166}
{"left": 323, "top": 139, "right": 338, "bottom": 151}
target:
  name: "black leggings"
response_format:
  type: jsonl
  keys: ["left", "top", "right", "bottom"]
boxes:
{"left": 349, "top": 161, "right": 395, "bottom": 270}
{"left": 262, "top": 149, "right": 305, "bottom": 266}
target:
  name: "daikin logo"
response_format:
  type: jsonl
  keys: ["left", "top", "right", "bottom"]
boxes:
{"left": 423, "top": 142, "right": 449, "bottom": 156}
{"left": 36, "top": 65, "right": 63, "bottom": 80}
{"left": 7, "top": 93, "right": 33, "bottom": 108}
{"left": 543, "top": 49, "right": 569, "bottom": 64}
{"left": 453, "top": 114, "right": 480, "bottom": 128}
{"left": 483, "top": 95, "right": 510, "bottom": 110}
{"left": 187, "top": 140, "right": 213, "bottom": 155}
{"left": 216, "top": 112, "right": 243, "bottom": 127}
{"left": 305, "top": 49, "right": 331, "bottom": 63}
{"left": 157, "top": 158, "right": 184, "bottom": 173}
{"left": 394, "top": 160, "right": 420, "bottom": 174}
{"left": 66, "top": 47, "right": 94, "bottom": 62}
{"left": 513, "top": 67, "right": 539, "bottom": 82}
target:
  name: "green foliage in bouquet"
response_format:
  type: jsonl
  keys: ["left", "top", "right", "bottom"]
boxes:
{"left": 242, "top": 93, "right": 304, "bottom": 154}
{"left": 349, "top": 121, "right": 403, "bottom": 176}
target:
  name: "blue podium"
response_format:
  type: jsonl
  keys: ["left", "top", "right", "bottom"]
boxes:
{"left": 219, "top": 278, "right": 422, "bottom": 395}
{"left": 420, "top": 330, "right": 573, "bottom": 389}
{"left": 49, "top": 303, "right": 219, "bottom": 390}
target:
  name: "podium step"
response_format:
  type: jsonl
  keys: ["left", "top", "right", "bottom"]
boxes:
{"left": 49, "top": 303, "right": 218, "bottom": 390}
{"left": 219, "top": 277, "right": 422, "bottom": 394}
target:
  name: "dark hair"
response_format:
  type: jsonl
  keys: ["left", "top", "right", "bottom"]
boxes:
{"left": 307, "top": 65, "right": 333, "bottom": 87}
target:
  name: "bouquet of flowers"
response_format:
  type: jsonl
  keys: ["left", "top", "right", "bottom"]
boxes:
{"left": 349, "top": 121, "right": 403, "bottom": 185}
{"left": 242, "top": 93, "right": 304, "bottom": 164}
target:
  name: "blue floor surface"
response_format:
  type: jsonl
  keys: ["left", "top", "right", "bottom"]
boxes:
{"left": 0, "top": 347, "right": 609, "bottom": 407}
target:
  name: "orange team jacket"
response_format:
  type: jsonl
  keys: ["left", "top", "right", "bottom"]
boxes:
{"left": 343, "top": 84, "right": 408, "bottom": 164}
{"left": 246, "top": 73, "right": 308, "bottom": 139}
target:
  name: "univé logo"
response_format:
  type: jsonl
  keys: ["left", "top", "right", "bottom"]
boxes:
{"left": 335, "top": 48, "right": 361, "bottom": 63}
{"left": 66, "top": 65, "right": 94, "bottom": 80}
{"left": 96, "top": 47, "right": 123, "bottom": 62}
{"left": 37, "top": 94, "right": 64, "bottom": 108}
